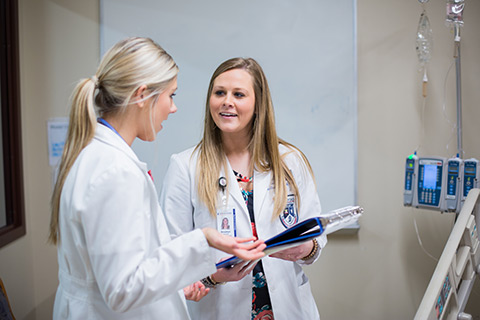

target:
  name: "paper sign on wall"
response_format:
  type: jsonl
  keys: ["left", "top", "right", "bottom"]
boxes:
{"left": 47, "top": 118, "right": 68, "bottom": 167}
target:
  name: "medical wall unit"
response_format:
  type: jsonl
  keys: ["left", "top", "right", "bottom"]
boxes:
{"left": 414, "top": 188, "right": 480, "bottom": 320}
{"left": 404, "top": 155, "right": 479, "bottom": 214}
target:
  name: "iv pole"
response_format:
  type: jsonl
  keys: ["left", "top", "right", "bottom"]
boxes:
{"left": 454, "top": 24, "right": 463, "bottom": 158}
{"left": 447, "top": 0, "right": 465, "bottom": 158}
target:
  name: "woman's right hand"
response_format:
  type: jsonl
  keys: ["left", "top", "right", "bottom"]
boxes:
{"left": 201, "top": 227, "right": 265, "bottom": 262}
{"left": 184, "top": 281, "right": 210, "bottom": 301}
{"left": 211, "top": 260, "right": 258, "bottom": 283}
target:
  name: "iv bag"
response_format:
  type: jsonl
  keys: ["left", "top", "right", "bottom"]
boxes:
{"left": 446, "top": 0, "right": 464, "bottom": 26}
{"left": 416, "top": 11, "right": 433, "bottom": 66}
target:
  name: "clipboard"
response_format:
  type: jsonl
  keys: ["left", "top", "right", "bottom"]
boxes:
{"left": 216, "top": 205, "right": 363, "bottom": 269}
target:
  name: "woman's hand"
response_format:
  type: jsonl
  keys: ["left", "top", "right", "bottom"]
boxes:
{"left": 202, "top": 227, "right": 266, "bottom": 262}
{"left": 270, "top": 240, "right": 314, "bottom": 261}
{"left": 184, "top": 281, "right": 210, "bottom": 301}
{"left": 211, "top": 259, "right": 258, "bottom": 283}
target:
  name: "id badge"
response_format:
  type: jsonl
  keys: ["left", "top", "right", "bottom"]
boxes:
{"left": 217, "top": 208, "right": 236, "bottom": 237}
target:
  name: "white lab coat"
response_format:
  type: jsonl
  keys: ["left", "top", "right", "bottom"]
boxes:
{"left": 160, "top": 145, "right": 327, "bottom": 320}
{"left": 53, "top": 124, "right": 217, "bottom": 320}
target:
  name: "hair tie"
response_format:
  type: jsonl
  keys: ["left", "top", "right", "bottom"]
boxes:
{"left": 91, "top": 75, "right": 98, "bottom": 88}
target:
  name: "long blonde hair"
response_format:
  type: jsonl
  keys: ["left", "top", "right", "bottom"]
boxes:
{"left": 49, "top": 37, "right": 178, "bottom": 244}
{"left": 195, "top": 57, "right": 314, "bottom": 218}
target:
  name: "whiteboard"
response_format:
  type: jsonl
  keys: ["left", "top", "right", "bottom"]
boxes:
{"left": 100, "top": 0, "right": 357, "bottom": 213}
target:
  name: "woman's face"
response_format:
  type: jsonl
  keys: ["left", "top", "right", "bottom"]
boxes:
{"left": 154, "top": 78, "right": 178, "bottom": 134}
{"left": 139, "top": 78, "right": 178, "bottom": 141}
{"left": 209, "top": 69, "right": 255, "bottom": 139}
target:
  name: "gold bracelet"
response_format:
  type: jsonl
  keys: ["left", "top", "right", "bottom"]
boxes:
{"left": 208, "top": 275, "right": 225, "bottom": 286}
{"left": 302, "top": 239, "right": 319, "bottom": 261}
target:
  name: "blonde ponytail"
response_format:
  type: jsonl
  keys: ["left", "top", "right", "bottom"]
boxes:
{"left": 49, "top": 78, "right": 97, "bottom": 244}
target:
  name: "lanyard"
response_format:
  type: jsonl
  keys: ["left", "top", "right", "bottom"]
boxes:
{"left": 97, "top": 117, "right": 126, "bottom": 142}
{"left": 98, "top": 117, "right": 153, "bottom": 181}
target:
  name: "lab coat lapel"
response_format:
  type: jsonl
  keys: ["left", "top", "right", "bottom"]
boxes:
{"left": 253, "top": 170, "right": 272, "bottom": 222}
{"left": 223, "top": 161, "right": 250, "bottom": 221}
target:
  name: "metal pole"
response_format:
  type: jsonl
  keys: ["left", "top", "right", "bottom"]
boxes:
{"left": 455, "top": 27, "right": 463, "bottom": 158}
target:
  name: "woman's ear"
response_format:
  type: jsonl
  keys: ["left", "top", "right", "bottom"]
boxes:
{"left": 134, "top": 85, "right": 148, "bottom": 107}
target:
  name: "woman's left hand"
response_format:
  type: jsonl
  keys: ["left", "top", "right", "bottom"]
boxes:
{"left": 269, "top": 240, "right": 314, "bottom": 261}
{"left": 184, "top": 281, "right": 210, "bottom": 301}
{"left": 202, "top": 227, "right": 266, "bottom": 262}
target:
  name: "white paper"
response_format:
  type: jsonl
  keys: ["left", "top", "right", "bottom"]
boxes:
{"left": 47, "top": 118, "right": 69, "bottom": 167}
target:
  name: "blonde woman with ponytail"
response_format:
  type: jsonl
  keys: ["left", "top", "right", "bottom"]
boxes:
{"left": 161, "top": 57, "right": 327, "bottom": 320}
{"left": 49, "top": 38, "right": 264, "bottom": 320}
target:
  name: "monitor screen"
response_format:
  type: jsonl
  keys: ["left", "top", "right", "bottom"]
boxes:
{"left": 465, "top": 167, "right": 475, "bottom": 173}
{"left": 423, "top": 164, "right": 438, "bottom": 189}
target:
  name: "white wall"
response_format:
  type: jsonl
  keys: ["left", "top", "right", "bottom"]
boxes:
{"left": 0, "top": 0, "right": 478, "bottom": 319}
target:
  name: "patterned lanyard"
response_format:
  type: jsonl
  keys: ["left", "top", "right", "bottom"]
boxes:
{"left": 233, "top": 170, "right": 253, "bottom": 203}
{"left": 233, "top": 170, "right": 252, "bottom": 183}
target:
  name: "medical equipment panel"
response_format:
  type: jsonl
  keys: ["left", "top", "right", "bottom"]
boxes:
{"left": 444, "top": 157, "right": 463, "bottom": 212}
{"left": 404, "top": 154, "right": 418, "bottom": 206}
{"left": 413, "top": 157, "right": 446, "bottom": 210}
{"left": 461, "top": 159, "right": 479, "bottom": 201}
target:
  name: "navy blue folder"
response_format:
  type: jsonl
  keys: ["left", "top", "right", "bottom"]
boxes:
{"left": 216, "top": 206, "right": 363, "bottom": 269}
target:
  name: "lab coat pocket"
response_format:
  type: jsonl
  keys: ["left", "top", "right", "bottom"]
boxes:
{"left": 58, "top": 299, "right": 69, "bottom": 319}
{"left": 297, "top": 279, "right": 320, "bottom": 320}
{"left": 297, "top": 270, "right": 310, "bottom": 287}
{"left": 57, "top": 296, "right": 87, "bottom": 320}
{"left": 294, "top": 260, "right": 309, "bottom": 286}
